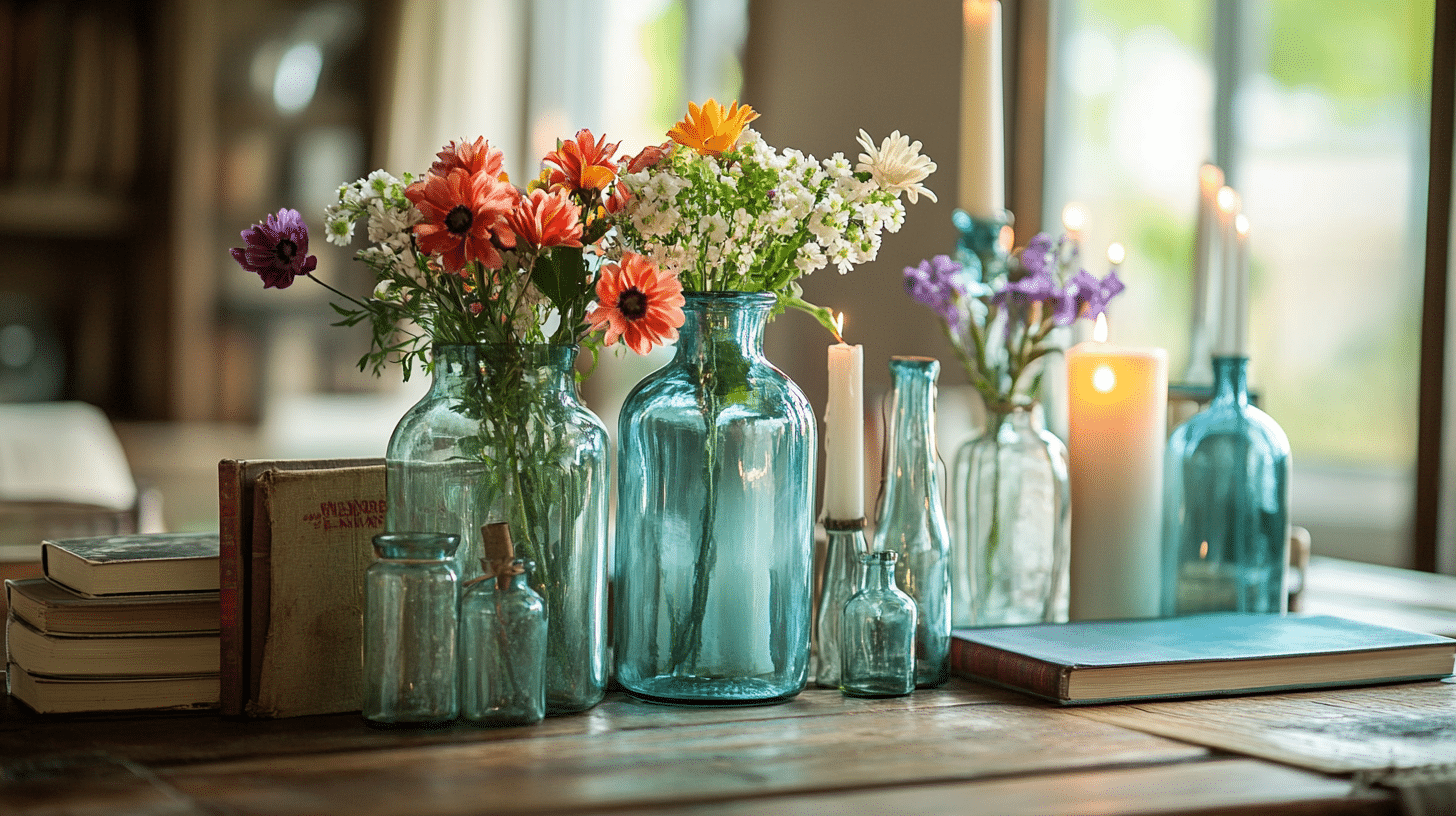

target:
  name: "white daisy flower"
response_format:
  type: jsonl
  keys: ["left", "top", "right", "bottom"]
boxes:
{"left": 856, "top": 129, "right": 938, "bottom": 204}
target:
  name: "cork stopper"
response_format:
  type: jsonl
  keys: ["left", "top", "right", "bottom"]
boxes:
{"left": 478, "top": 523, "right": 524, "bottom": 589}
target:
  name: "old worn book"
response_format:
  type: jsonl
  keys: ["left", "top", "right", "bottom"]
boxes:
{"left": 246, "top": 463, "right": 384, "bottom": 718}
{"left": 41, "top": 532, "right": 219, "bottom": 598}
{"left": 952, "top": 613, "right": 1456, "bottom": 705}
{"left": 6, "top": 578, "right": 218, "bottom": 635}
{"left": 6, "top": 662, "right": 217, "bottom": 714}
{"left": 6, "top": 615, "right": 219, "bottom": 677}
{"left": 217, "top": 457, "right": 381, "bottom": 716}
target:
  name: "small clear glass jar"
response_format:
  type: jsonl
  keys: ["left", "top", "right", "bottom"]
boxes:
{"left": 363, "top": 532, "right": 460, "bottom": 725}
{"left": 460, "top": 556, "right": 548, "bottom": 726}
{"left": 840, "top": 551, "right": 917, "bottom": 698}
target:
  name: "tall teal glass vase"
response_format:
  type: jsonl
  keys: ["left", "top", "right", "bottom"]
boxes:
{"left": 386, "top": 344, "right": 610, "bottom": 714}
{"left": 614, "top": 292, "right": 816, "bottom": 705}
{"left": 1161, "top": 355, "right": 1290, "bottom": 615}
{"left": 872, "top": 356, "right": 951, "bottom": 688}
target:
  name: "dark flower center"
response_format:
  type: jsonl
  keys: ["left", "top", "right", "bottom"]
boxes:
{"left": 618, "top": 288, "right": 649, "bottom": 319}
{"left": 274, "top": 239, "right": 298, "bottom": 264}
{"left": 445, "top": 205, "right": 473, "bottom": 234}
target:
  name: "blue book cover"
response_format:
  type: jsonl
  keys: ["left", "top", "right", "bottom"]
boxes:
{"left": 952, "top": 613, "right": 1456, "bottom": 705}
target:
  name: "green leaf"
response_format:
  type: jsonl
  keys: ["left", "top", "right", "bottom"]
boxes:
{"left": 530, "top": 246, "right": 586, "bottom": 309}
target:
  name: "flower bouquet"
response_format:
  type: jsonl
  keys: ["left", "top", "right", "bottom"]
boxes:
{"left": 231, "top": 131, "right": 683, "bottom": 713}
{"left": 609, "top": 99, "right": 937, "bottom": 703}
{"left": 903, "top": 233, "right": 1124, "bottom": 626}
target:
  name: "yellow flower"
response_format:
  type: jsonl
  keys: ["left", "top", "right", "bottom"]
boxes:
{"left": 668, "top": 99, "right": 760, "bottom": 156}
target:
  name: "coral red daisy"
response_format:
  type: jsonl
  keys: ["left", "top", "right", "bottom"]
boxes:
{"left": 544, "top": 129, "right": 620, "bottom": 194}
{"left": 406, "top": 168, "right": 519, "bottom": 271}
{"left": 590, "top": 252, "right": 685, "bottom": 355}
{"left": 507, "top": 188, "right": 584, "bottom": 251}
{"left": 429, "top": 137, "right": 507, "bottom": 181}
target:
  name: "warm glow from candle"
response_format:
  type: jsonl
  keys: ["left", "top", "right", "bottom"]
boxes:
{"left": 963, "top": 0, "right": 992, "bottom": 25}
{"left": 1092, "top": 365, "right": 1116, "bottom": 393}
{"left": 831, "top": 311, "right": 846, "bottom": 343}
{"left": 1093, "top": 312, "right": 1109, "bottom": 343}
{"left": 1062, "top": 203, "right": 1087, "bottom": 233}
{"left": 1235, "top": 213, "right": 1249, "bottom": 238}
{"left": 1107, "top": 242, "right": 1125, "bottom": 265}
{"left": 999, "top": 224, "right": 1015, "bottom": 253}
{"left": 1216, "top": 185, "right": 1240, "bottom": 215}
{"left": 1199, "top": 164, "right": 1224, "bottom": 196}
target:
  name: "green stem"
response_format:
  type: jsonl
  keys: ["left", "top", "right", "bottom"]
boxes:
{"left": 669, "top": 363, "right": 720, "bottom": 675}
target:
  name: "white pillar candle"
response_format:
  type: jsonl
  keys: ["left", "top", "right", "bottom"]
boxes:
{"left": 1211, "top": 186, "right": 1246, "bottom": 357}
{"left": 1066, "top": 318, "right": 1168, "bottom": 620}
{"left": 958, "top": 0, "right": 1005, "bottom": 218}
{"left": 825, "top": 333, "right": 864, "bottom": 521}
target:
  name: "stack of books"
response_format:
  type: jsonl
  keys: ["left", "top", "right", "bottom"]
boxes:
{"left": 4, "top": 532, "right": 221, "bottom": 713}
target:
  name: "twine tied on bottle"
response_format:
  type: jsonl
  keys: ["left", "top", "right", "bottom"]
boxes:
{"left": 464, "top": 522, "right": 524, "bottom": 590}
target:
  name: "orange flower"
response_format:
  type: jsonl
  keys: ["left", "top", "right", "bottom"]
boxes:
{"left": 405, "top": 169, "right": 519, "bottom": 272}
{"left": 544, "top": 129, "right": 620, "bottom": 194}
{"left": 429, "top": 137, "right": 507, "bottom": 181}
{"left": 506, "top": 188, "right": 584, "bottom": 251}
{"left": 626, "top": 142, "right": 672, "bottom": 173}
{"left": 668, "top": 99, "right": 758, "bottom": 156}
{"left": 603, "top": 181, "right": 630, "bottom": 215}
{"left": 590, "top": 252, "right": 685, "bottom": 355}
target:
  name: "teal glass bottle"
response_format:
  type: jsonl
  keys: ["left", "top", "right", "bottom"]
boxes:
{"left": 1161, "top": 355, "right": 1291, "bottom": 614}
{"left": 871, "top": 356, "right": 951, "bottom": 688}
{"left": 839, "top": 551, "right": 916, "bottom": 698}
{"left": 386, "top": 344, "right": 609, "bottom": 714}
{"left": 362, "top": 532, "right": 459, "bottom": 725}
{"left": 813, "top": 522, "right": 868, "bottom": 688}
{"left": 613, "top": 291, "right": 816, "bottom": 705}
{"left": 459, "top": 557, "right": 547, "bottom": 726}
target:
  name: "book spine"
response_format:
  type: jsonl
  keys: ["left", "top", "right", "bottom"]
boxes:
{"left": 951, "top": 640, "right": 1070, "bottom": 701}
{"left": 218, "top": 460, "right": 248, "bottom": 717}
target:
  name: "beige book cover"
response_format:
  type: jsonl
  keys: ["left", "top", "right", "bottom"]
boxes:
{"left": 246, "top": 465, "right": 385, "bottom": 718}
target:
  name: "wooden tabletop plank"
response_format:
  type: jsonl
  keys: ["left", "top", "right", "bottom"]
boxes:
{"left": 1, "top": 752, "right": 209, "bottom": 816}
{"left": 601, "top": 758, "right": 1396, "bottom": 816}
{"left": 150, "top": 700, "right": 1210, "bottom": 816}
{"left": 1072, "top": 679, "right": 1456, "bottom": 775}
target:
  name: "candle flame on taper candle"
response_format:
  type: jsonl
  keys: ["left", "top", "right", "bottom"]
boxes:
{"left": 1107, "top": 242, "right": 1125, "bottom": 266}
{"left": 1062, "top": 203, "right": 1088, "bottom": 235}
{"left": 1235, "top": 213, "right": 1249, "bottom": 238}
{"left": 1093, "top": 312, "right": 1109, "bottom": 343}
{"left": 831, "top": 311, "right": 846, "bottom": 344}
{"left": 1217, "top": 185, "right": 1240, "bottom": 216}
{"left": 1199, "top": 163, "right": 1224, "bottom": 197}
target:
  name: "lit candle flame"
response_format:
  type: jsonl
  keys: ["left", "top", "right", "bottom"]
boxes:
{"left": 1093, "top": 312, "right": 1109, "bottom": 343}
{"left": 1199, "top": 164, "right": 1224, "bottom": 197}
{"left": 1235, "top": 213, "right": 1249, "bottom": 237}
{"left": 963, "top": 0, "right": 993, "bottom": 25}
{"left": 831, "top": 311, "right": 846, "bottom": 344}
{"left": 1107, "top": 242, "right": 1125, "bottom": 266}
{"left": 1216, "top": 185, "right": 1240, "bottom": 216}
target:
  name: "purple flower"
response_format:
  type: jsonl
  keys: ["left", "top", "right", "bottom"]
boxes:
{"left": 991, "top": 264, "right": 1057, "bottom": 312}
{"left": 904, "top": 254, "right": 971, "bottom": 330}
{"left": 231, "top": 208, "right": 317, "bottom": 289}
{"left": 1073, "top": 269, "right": 1125, "bottom": 319}
{"left": 1015, "top": 233, "right": 1058, "bottom": 280}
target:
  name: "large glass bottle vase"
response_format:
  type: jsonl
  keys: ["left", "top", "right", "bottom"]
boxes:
{"left": 386, "top": 344, "right": 609, "bottom": 714}
{"left": 613, "top": 292, "right": 816, "bottom": 705}
{"left": 1162, "top": 355, "right": 1291, "bottom": 614}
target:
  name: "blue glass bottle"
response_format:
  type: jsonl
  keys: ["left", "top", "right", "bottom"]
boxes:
{"left": 387, "top": 344, "right": 609, "bottom": 714}
{"left": 363, "top": 532, "right": 459, "bottom": 725}
{"left": 872, "top": 356, "right": 951, "bottom": 687}
{"left": 1161, "top": 355, "right": 1291, "bottom": 614}
{"left": 460, "top": 553, "right": 547, "bottom": 727}
{"left": 840, "top": 551, "right": 916, "bottom": 698}
{"left": 614, "top": 291, "right": 816, "bottom": 704}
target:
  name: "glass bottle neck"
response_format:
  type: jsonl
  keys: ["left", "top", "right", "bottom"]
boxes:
{"left": 861, "top": 558, "right": 897, "bottom": 591}
{"left": 673, "top": 292, "right": 774, "bottom": 367}
{"left": 1210, "top": 355, "right": 1250, "bottom": 409}
{"left": 881, "top": 357, "right": 940, "bottom": 507}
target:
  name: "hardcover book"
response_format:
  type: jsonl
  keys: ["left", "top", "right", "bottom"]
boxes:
{"left": 6, "top": 662, "right": 217, "bottom": 714}
{"left": 5, "top": 615, "right": 219, "bottom": 677}
{"left": 951, "top": 613, "right": 1456, "bottom": 705}
{"left": 41, "top": 532, "right": 219, "bottom": 598}
{"left": 217, "top": 457, "right": 381, "bottom": 717}
{"left": 6, "top": 578, "right": 218, "bottom": 635}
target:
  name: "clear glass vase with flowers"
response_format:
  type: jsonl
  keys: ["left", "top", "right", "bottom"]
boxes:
{"left": 902, "top": 234, "right": 1124, "bottom": 627}
{"left": 608, "top": 99, "right": 937, "bottom": 704}
{"left": 231, "top": 131, "right": 684, "bottom": 714}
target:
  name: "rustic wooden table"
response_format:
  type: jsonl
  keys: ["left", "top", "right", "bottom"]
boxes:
{"left": 3, "top": 673, "right": 1453, "bottom": 816}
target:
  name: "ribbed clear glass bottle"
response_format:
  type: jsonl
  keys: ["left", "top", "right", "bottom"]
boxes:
{"left": 872, "top": 356, "right": 951, "bottom": 688}
{"left": 362, "top": 532, "right": 459, "bottom": 725}
{"left": 1162, "top": 355, "right": 1291, "bottom": 614}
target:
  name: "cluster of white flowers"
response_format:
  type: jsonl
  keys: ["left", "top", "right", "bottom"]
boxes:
{"left": 323, "top": 170, "right": 424, "bottom": 300}
{"left": 616, "top": 128, "right": 916, "bottom": 293}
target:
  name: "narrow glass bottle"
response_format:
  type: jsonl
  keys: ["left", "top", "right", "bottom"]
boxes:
{"left": 872, "top": 356, "right": 951, "bottom": 687}
{"left": 363, "top": 532, "right": 459, "bottom": 725}
{"left": 840, "top": 551, "right": 916, "bottom": 698}
{"left": 813, "top": 521, "right": 868, "bottom": 688}
{"left": 1161, "top": 355, "right": 1291, "bottom": 614}
{"left": 460, "top": 524, "right": 547, "bottom": 726}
